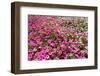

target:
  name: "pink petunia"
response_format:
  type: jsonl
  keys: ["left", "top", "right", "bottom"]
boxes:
{"left": 29, "top": 41, "right": 36, "bottom": 46}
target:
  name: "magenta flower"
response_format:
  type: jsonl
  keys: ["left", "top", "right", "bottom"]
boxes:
{"left": 60, "top": 44, "right": 66, "bottom": 49}
{"left": 29, "top": 41, "right": 36, "bottom": 46}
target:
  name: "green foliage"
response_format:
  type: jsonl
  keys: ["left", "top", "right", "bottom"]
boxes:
{"left": 44, "top": 42, "right": 49, "bottom": 46}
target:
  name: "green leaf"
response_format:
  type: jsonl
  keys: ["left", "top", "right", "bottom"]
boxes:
{"left": 44, "top": 42, "right": 48, "bottom": 46}
{"left": 69, "top": 56, "right": 75, "bottom": 59}
{"left": 77, "top": 36, "right": 80, "bottom": 40}
{"left": 32, "top": 57, "right": 35, "bottom": 60}
{"left": 72, "top": 36, "right": 75, "bottom": 42}
{"left": 28, "top": 46, "right": 35, "bottom": 49}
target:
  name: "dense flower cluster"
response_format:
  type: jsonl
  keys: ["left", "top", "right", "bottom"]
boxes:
{"left": 28, "top": 15, "right": 88, "bottom": 61}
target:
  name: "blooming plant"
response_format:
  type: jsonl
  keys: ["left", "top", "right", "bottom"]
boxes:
{"left": 28, "top": 15, "right": 88, "bottom": 61}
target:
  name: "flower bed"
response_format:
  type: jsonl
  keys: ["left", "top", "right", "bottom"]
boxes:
{"left": 28, "top": 15, "right": 88, "bottom": 61}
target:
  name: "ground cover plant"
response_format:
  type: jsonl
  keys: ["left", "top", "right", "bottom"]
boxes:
{"left": 28, "top": 15, "right": 88, "bottom": 61}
